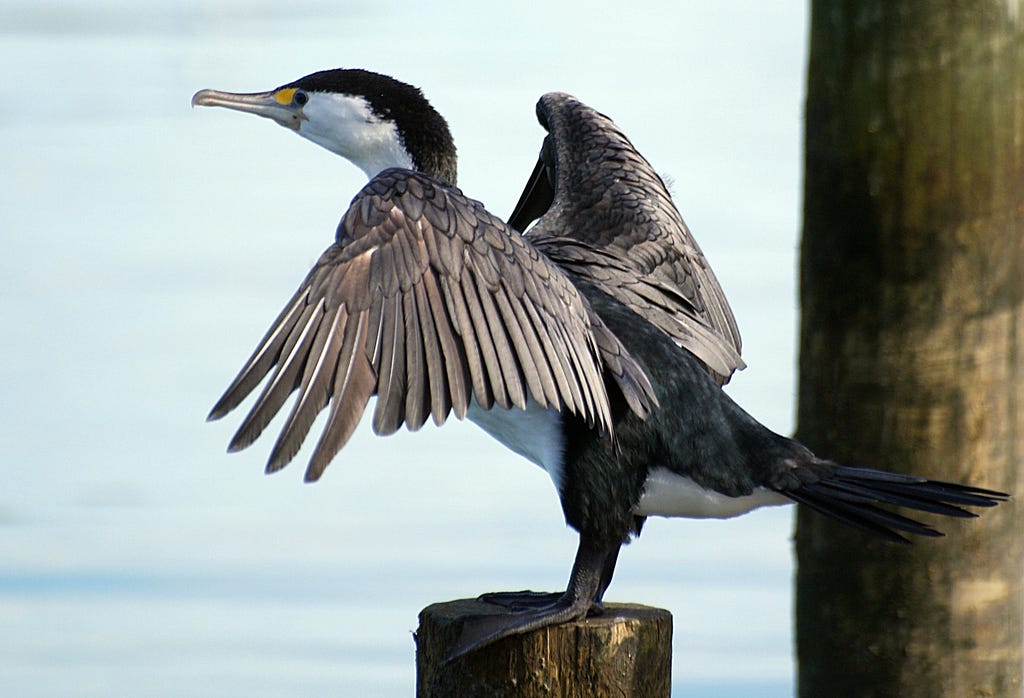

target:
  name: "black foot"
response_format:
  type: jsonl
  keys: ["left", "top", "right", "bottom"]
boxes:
{"left": 477, "top": 590, "right": 564, "bottom": 610}
{"left": 449, "top": 593, "right": 592, "bottom": 661}
{"left": 477, "top": 590, "right": 608, "bottom": 616}
{"left": 446, "top": 534, "right": 623, "bottom": 662}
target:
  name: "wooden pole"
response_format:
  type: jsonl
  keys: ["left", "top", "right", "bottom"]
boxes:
{"left": 416, "top": 599, "right": 672, "bottom": 697}
{"left": 796, "top": 1, "right": 1024, "bottom": 696}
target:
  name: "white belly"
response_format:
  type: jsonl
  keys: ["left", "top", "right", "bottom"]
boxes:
{"left": 634, "top": 466, "right": 789, "bottom": 518}
{"left": 465, "top": 399, "right": 566, "bottom": 490}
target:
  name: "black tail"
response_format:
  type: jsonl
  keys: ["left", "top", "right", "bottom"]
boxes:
{"left": 786, "top": 465, "right": 1009, "bottom": 544}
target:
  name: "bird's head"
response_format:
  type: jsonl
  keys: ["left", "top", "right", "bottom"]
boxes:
{"left": 192, "top": 68, "right": 457, "bottom": 184}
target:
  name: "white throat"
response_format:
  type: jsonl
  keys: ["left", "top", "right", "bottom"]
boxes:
{"left": 298, "top": 93, "right": 414, "bottom": 179}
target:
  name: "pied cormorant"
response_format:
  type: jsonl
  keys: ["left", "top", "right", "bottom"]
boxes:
{"left": 191, "top": 69, "right": 1007, "bottom": 657}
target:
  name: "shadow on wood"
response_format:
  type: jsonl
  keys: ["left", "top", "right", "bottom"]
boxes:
{"left": 416, "top": 599, "right": 672, "bottom": 697}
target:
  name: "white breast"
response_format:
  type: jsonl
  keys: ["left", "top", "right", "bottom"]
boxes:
{"left": 634, "top": 466, "right": 789, "bottom": 519}
{"left": 465, "top": 399, "right": 565, "bottom": 491}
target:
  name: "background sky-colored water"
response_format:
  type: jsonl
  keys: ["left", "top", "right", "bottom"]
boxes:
{"left": 1, "top": 2, "right": 808, "bottom": 695}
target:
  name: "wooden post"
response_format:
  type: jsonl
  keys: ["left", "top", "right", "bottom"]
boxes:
{"left": 415, "top": 599, "right": 672, "bottom": 697}
{"left": 796, "top": 0, "right": 1024, "bottom": 695}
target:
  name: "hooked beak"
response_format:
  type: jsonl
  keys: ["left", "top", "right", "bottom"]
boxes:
{"left": 508, "top": 137, "right": 556, "bottom": 233}
{"left": 191, "top": 88, "right": 305, "bottom": 131}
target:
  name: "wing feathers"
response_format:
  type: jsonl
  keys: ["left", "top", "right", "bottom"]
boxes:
{"left": 494, "top": 288, "right": 546, "bottom": 407}
{"left": 422, "top": 272, "right": 470, "bottom": 419}
{"left": 306, "top": 312, "right": 376, "bottom": 481}
{"left": 506, "top": 293, "right": 559, "bottom": 408}
{"left": 372, "top": 293, "right": 406, "bottom": 435}
{"left": 442, "top": 274, "right": 493, "bottom": 408}
{"left": 473, "top": 270, "right": 526, "bottom": 410}
{"left": 460, "top": 271, "right": 510, "bottom": 409}
{"left": 265, "top": 305, "right": 346, "bottom": 472}
{"left": 412, "top": 276, "right": 451, "bottom": 424}
{"left": 402, "top": 286, "right": 429, "bottom": 430}
{"left": 227, "top": 299, "right": 321, "bottom": 452}
{"left": 208, "top": 293, "right": 307, "bottom": 420}
{"left": 527, "top": 94, "right": 745, "bottom": 384}
{"left": 213, "top": 170, "right": 641, "bottom": 477}
{"left": 523, "top": 298, "right": 582, "bottom": 417}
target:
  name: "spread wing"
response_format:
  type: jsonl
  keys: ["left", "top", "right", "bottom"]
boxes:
{"left": 209, "top": 169, "right": 655, "bottom": 481}
{"left": 511, "top": 93, "right": 744, "bottom": 384}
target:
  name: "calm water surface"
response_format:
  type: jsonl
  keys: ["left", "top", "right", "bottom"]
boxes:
{"left": 1, "top": 2, "right": 807, "bottom": 695}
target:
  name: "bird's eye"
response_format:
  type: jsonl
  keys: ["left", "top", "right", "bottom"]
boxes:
{"left": 294, "top": 91, "right": 308, "bottom": 106}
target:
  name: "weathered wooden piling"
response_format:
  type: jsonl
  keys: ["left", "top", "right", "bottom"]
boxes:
{"left": 415, "top": 598, "right": 672, "bottom": 697}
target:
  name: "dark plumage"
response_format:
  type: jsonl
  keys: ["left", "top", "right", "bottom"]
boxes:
{"left": 518, "top": 94, "right": 744, "bottom": 383}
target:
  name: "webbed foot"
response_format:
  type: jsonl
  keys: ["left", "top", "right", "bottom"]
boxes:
{"left": 446, "top": 534, "right": 622, "bottom": 661}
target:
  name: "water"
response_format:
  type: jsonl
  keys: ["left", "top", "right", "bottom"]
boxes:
{"left": 1, "top": 2, "right": 807, "bottom": 695}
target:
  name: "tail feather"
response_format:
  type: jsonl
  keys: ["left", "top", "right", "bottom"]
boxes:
{"left": 787, "top": 489, "right": 943, "bottom": 543}
{"left": 787, "top": 465, "right": 1009, "bottom": 544}
{"left": 810, "top": 479, "right": 978, "bottom": 518}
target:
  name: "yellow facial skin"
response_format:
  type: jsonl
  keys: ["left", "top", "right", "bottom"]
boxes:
{"left": 274, "top": 88, "right": 298, "bottom": 105}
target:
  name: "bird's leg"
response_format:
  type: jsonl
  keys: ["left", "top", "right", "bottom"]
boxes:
{"left": 449, "top": 533, "right": 622, "bottom": 659}
{"left": 587, "top": 541, "right": 621, "bottom": 615}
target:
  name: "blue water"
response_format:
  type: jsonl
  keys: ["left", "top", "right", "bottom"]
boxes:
{"left": 1, "top": 2, "right": 807, "bottom": 695}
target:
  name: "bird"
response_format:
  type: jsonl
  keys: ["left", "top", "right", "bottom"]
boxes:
{"left": 191, "top": 69, "right": 1008, "bottom": 657}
